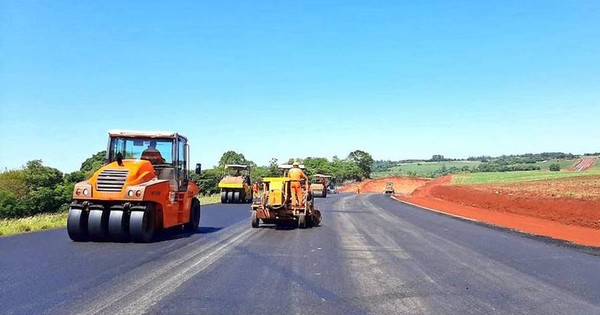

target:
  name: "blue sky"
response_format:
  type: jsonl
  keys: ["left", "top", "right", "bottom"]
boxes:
{"left": 1, "top": 1, "right": 599, "bottom": 172}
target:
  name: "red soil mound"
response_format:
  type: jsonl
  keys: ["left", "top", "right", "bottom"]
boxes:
{"left": 338, "top": 177, "right": 429, "bottom": 194}
{"left": 398, "top": 175, "right": 600, "bottom": 247}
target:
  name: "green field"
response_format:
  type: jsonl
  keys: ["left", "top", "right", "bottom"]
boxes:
{"left": 533, "top": 159, "right": 578, "bottom": 170}
{"left": 452, "top": 168, "right": 600, "bottom": 185}
{"left": 372, "top": 158, "right": 590, "bottom": 179}
{"left": 0, "top": 194, "right": 221, "bottom": 237}
{"left": 372, "top": 161, "right": 481, "bottom": 178}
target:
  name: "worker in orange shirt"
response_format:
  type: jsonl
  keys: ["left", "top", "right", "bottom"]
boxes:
{"left": 288, "top": 162, "right": 309, "bottom": 207}
{"left": 252, "top": 181, "right": 260, "bottom": 198}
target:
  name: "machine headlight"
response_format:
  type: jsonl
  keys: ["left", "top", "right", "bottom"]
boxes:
{"left": 135, "top": 190, "right": 141, "bottom": 197}
{"left": 83, "top": 189, "right": 89, "bottom": 196}
{"left": 128, "top": 190, "right": 134, "bottom": 197}
{"left": 76, "top": 188, "right": 81, "bottom": 196}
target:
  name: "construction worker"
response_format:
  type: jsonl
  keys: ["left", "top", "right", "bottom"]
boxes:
{"left": 252, "top": 181, "right": 260, "bottom": 198}
{"left": 288, "top": 162, "right": 309, "bottom": 207}
{"left": 141, "top": 140, "right": 165, "bottom": 164}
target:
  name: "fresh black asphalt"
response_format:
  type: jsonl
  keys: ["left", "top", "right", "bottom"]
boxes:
{"left": 1, "top": 193, "right": 599, "bottom": 314}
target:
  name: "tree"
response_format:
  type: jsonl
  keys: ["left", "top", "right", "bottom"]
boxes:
{"left": 64, "top": 171, "right": 86, "bottom": 184}
{"left": 303, "top": 157, "right": 332, "bottom": 176}
{"left": 81, "top": 151, "right": 106, "bottom": 177}
{"left": 218, "top": 151, "right": 248, "bottom": 167}
{"left": 0, "top": 190, "right": 20, "bottom": 218}
{"left": 0, "top": 169, "right": 28, "bottom": 198}
{"left": 23, "top": 160, "right": 63, "bottom": 190}
{"left": 431, "top": 155, "right": 445, "bottom": 162}
{"left": 347, "top": 150, "right": 374, "bottom": 179}
{"left": 190, "top": 168, "right": 222, "bottom": 196}
{"left": 549, "top": 163, "right": 561, "bottom": 171}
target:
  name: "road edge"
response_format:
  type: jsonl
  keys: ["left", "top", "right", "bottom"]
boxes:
{"left": 389, "top": 194, "right": 600, "bottom": 254}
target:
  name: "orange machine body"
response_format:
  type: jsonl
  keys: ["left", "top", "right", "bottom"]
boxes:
{"left": 73, "top": 159, "right": 199, "bottom": 229}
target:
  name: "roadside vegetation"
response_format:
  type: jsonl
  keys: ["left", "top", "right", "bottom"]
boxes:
{"left": 191, "top": 150, "right": 374, "bottom": 195}
{"left": 0, "top": 212, "right": 69, "bottom": 236}
{"left": 0, "top": 194, "right": 222, "bottom": 237}
{"left": 372, "top": 153, "right": 592, "bottom": 179}
{"left": 0, "top": 148, "right": 374, "bottom": 235}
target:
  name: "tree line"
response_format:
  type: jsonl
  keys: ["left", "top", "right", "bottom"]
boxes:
{"left": 190, "top": 150, "right": 374, "bottom": 196}
{"left": 0, "top": 149, "right": 374, "bottom": 218}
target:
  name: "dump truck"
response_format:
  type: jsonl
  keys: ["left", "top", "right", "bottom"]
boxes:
{"left": 67, "top": 130, "right": 202, "bottom": 242}
{"left": 383, "top": 181, "right": 395, "bottom": 195}
{"left": 310, "top": 174, "right": 332, "bottom": 198}
{"left": 218, "top": 164, "right": 252, "bottom": 203}
{"left": 251, "top": 164, "right": 321, "bottom": 229}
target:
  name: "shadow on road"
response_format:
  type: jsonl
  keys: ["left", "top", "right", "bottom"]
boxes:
{"left": 257, "top": 223, "right": 320, "bottom": 231}
{"left": 152, "top": 226, "right": 224, "bottom": 242}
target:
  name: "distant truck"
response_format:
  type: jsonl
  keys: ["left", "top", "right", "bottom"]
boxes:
{"left": 383, "top": 182, "right": 395, "bottom": 195}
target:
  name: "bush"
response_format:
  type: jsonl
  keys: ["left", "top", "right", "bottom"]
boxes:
{"left": 549, "top": 163, "right": 561, "bottom": 171}
{"left": 0, "top": 190, "right": 20, "bottom": 218}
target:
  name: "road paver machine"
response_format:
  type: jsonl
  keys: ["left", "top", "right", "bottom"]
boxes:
{"left": 251, "top": 164, "right": 321, "bottom": 229}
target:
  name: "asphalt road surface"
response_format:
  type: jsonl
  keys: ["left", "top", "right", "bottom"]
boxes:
{"left": 2, "top": 193, "right": 600, "bottom": 314}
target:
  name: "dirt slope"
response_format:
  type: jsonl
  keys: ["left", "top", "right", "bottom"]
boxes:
{"left": 343, "top": 175, "right": 600, "bottom": 247}
{"left": 338, "top": 177, "right": 429, "bottom": 194}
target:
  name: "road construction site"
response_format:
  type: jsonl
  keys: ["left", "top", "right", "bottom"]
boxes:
{"left": 3, "top": 193, "right": 600, "bottom": 314}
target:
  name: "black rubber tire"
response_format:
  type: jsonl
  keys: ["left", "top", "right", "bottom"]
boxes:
{"left": 312, "top": 210, "right": 322, "bottom": 227}
{"left": 88, "top": 209, "right": 109, "bottom": 240}
{"left": 251, "top": 211, "right": 259, "bottom": 228}
{"left": 221, "top": 191, "right": 227, "bottom": 203}
{"left": 129, "top": 206, "right": 155, "bottom": 243}
{"left": 227, "top": 191, "right": 233, "bottom": 203}
{"left": 184, "top": 198, "right": 201, "bottom": 232}
{"left": 67, "top": 208, "right": 88, "bottom": 242}
{"left": 298, "top": 214, "right": 307, "bottom": 229}
{"left": 233, "top": 191, "right": 240, "bottom": 203}
{"left": 108, "top": 210, "right": 128, "bottom": 240}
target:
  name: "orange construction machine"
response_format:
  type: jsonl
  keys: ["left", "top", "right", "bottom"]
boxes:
{"left": 67, "top": 130, "right": 202, "bottom": 242}
{"left": 251, "top": 164, "right": 321, "bottom": 229}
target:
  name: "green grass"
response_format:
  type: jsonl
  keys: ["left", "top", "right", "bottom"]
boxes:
{"left": 0, "top": 194, "right": 221, "bottom": 237}
{"left": 0, "top": 212, "right": 69, "bottom": 236}
{"left": 372, "top": 158, "right": 589, "bottom": 178}
{"left": 452, "top": 168, "right": 600, "bottom": 185}
{"left": 533, "top": 159, "right": 578, "bottom": 170}
{"left": 199, "top": 194, "right": 221, "bottom": 205}
{"left": 372, "top": 161, "right": 481, "bottom": 178}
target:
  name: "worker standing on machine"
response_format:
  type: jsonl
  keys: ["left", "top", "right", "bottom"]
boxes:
{"left": 252, "top": 181, "right": 260, "bottom": 198}
{"left": 289, "top": 162, "right": 309, "bottom": 207}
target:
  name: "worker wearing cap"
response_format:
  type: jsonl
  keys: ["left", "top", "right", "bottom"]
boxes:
{"left": 141, "top": 140, "right": 165, "bottom": 164}
{"left": 288, "top": 162, "right": 309, "bottom": 207}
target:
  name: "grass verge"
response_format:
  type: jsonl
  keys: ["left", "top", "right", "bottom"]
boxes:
{"left": 0, "top": 212, "right": 69, "bottom": 236}
{"left": 0, "top": 194, "right": 221, "bottom": 237}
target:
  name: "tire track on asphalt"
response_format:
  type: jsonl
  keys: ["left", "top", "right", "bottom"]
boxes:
{"left": 60, "top": 221, "right": 262, "bottom": 315}
{"left": 333, "top": 195, "right": 429, "bottom": 314}
{"left": 354, "top": 194, "right": 600, "bottom": 314}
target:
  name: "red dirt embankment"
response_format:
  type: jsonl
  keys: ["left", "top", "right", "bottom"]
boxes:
{"left": 399, "top": 175, "right": 600, "bottom": 247}
{"left": 341, "top": 175, "right": 600, "bottom": 247}
{"left": 338, "top": 177, "right": 429, "bottom": 194}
